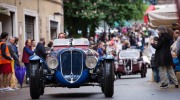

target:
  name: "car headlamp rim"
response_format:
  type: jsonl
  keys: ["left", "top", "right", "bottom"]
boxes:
{"left": 133, "top": 59, "right": 138, "bottom": 64}
{"left": 119, "top": 59, "right": 123, "bottom": 65}
{"left": 85, "top": 56, "right": 98, "bottom": 69}
{"left": 46, "top": 56, "right": 58, "bottom": 69}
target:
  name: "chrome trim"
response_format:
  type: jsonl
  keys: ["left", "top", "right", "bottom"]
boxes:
{"left": 60, "top": 49, "right": 84, "bottom": 83}
{"left": 70, "top": 49, "right": 73, "bottom": 83}
{"left": 123, "top": 59, "right": 133, "bottom": 74}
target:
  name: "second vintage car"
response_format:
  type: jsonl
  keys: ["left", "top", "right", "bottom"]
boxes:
{"left": 29, "top": 38, "right": 115, "bottom": 99}
{"left": 115, "top": 49, "right": 147, "bottom": 78}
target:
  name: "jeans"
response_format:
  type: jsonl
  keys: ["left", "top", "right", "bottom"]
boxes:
{"left": 24, "top": 63, "right": 30, "bottom": 79}
{"left": 152, "top": 67, "right": 160, "bottom": 82}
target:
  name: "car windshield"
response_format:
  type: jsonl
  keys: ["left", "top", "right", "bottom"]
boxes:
{"left": 53, "top": 38, "right": 89, "bottom": 46}
{"left": 119, "top": 49, "right": 140, "bottom": 59}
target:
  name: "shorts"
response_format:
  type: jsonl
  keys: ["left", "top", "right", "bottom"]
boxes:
{"left": 0, "top": 63, "right": 12, "bottom": 74}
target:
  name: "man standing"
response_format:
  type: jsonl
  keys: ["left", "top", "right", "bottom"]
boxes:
{"left": 151, "top": 26, "right": 179, "bottom": 88}
{"left": 8, "top": 37, "right": 19, "bottom": 66}
{"left": 97, "top": 42, "right": 105, "bottom": 58}
{"left": 0, "top": 32, "right": 14, "bottom": 92}
{"left": 7, "top": 37, "right": 19, "bottom": 89}
{"left": 35, "top": 37, "right": 50, "bottom": 73}
{"left": 35, "top": 37, "right": 47, "bottom": 60}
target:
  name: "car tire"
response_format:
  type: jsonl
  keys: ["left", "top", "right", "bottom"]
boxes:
{"left": 103, "top": 60, "right": 114, "bottom": 97}
{"left": 40, "top": 66, "right": 44, "bottom": 95}
{"left": 30, "top": 62, "right": 41, "bottom": 99}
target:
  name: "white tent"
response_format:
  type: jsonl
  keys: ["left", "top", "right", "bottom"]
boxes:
{"left": 148, "top": 4, "right": 178, "bottom": 28}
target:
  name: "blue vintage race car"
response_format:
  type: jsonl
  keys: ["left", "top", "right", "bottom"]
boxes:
{"left": 29, "top": 38, "right": 114, "bottom": 99}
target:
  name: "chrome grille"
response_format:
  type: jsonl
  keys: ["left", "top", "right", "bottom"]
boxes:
{"left": 60, "top": 49, "right": 83, "bottom": 83}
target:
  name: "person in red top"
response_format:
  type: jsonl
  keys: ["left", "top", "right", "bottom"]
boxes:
{"left": 0, "top": 32, "right": 15, "bottom": 92}
{"left": 22, "top": 39, "right": 34, "bottom": 84}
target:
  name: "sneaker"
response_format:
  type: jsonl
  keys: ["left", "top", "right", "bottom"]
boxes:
{"left": 26, "top": 78, "right": 29, "bottom": 84}
{"left": 4, "top": 87, "right": 15, "bottom": 92}
{"left": 13, "top": 87, "right": 19, "bottom": 90}
{"left": 175, "top": 85, "right": 179, "bottom": 88}
{"left": 0, "top": 88, "right": 4, "bottom": 92}
{"left": 160, "top": 84, "right": 168, "bottom": 88}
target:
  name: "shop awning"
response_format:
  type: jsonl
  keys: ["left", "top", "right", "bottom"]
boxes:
{"left": 0, "top": 4, "right": 10, "bottom": 16}
{"left": 144, "top": 5, "right": 156, "bottom": 24}
{"left": 147, "top": 4, "right": 178, "bottom": 28}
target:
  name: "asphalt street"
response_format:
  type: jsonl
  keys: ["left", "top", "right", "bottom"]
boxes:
{"left": 0, "top": 69, "right": 180, "bottom": 100}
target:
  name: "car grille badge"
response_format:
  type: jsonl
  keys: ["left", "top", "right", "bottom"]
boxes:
{"left": 70, "top": 73, "right": 74, "bottom": 83}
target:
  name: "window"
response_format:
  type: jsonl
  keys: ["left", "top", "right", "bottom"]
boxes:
{"left": 50, "top": 21, "right": 58, "bottom": 40}
{"left": 25, "top": 15, "right": 35, "bottom": 40}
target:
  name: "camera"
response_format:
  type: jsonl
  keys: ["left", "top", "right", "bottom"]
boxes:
{"left": 153, "top": 36, "right": 159, "bottom": 41}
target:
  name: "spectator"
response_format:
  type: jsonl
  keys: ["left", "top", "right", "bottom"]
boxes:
{"left": 22, "top": 39, "right": 34, "bottom": 84}
{"left": 12, "top": 37, "right": 19, "bottom": 58}
{"left": 35, "top": 37, "right": 47, "bottom": 60}
{"left": 35, "top": 37, "right": 50, "bottom": 73}
{"left": 106, "top": 40, "right": 116, "bottom": 56}
{"left": 7, "top": 37, "right": 19, "bottom": 89}
{"left": 171, "top": 30, "right": 180, "bottom": 72}
{"left": 151, "top": 26, "right": 179, "bottom": 88}
{"left": 97, "top": 42, "right": 105, "bottom": 58}
{"left": 46, "top": 40, "right": 53, "bottom": 52}
{"left": 122, "top": 40, "right": 130, "bottom": 50}
{"left": 149, "top": 36, "right": 159, "bottom": 83}
{"left": 129, "top": 32, "right": 136, "bottom": 47}
{"left": 7, "top": 37, "right": 19, "bottom": 64}
{"left": 0, "top": 32, "right": 14, "bottom": 92}
{"left": 89, "top": 37, "right": 95, "bottom": 45}
{"left": 171, "top": 30, "right": 180, "bottom": 56}
{"left": 31, "top": 39, "right": 36, "bottom": 51}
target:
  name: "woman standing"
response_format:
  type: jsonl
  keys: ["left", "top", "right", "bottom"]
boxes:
{"left": 151, "top": 26, "right": 179, "bottom": 88}
{"left": 22, "top": 39, "right": 34, "bottom": 84}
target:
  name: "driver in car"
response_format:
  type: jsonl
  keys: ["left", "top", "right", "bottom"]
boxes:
{"left": 58, "top": 33, "right": 66, "bottom": 39}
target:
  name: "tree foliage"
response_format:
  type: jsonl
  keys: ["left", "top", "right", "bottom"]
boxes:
{"left": 64, "top": 0, "right": 144, "bottom": 37}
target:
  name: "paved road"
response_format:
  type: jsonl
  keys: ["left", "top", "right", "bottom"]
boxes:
{"left": 0, "top": 69, "right": 180, "bottom": 100}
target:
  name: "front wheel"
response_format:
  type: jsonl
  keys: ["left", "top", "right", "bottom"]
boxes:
{"left": 30, "top": 62, "right": 41, "bottom": 99}
{"left": 103, "top": 60, "right": 114, "bottom": 97}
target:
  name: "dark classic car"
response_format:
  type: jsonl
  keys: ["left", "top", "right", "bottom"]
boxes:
{"left": 29, "top": 38, "right": 114, "bottom": 99}
{"left": 115, "top": 49, "right": 147, "bottom": 78}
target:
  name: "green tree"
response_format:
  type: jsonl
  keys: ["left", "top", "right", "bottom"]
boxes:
{"left": 64, "top": 0, "right": 144, "bottom": 38}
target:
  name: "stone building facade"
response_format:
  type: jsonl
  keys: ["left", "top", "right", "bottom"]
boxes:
{"left": 0, "top": 0, "right": 64, "bottom": 54}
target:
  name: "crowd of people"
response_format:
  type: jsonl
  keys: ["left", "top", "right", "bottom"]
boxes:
{"left": 89, "top": 23, "right": 151, "bottom": 59}
{"left": 89, "top": 23, "right": 180, "bottom": 89}
{"left": 0, "top": 23, "right": 180, "bottom": 92}
{"left": 0, "top": 32, "right": 61, "bottom": 92}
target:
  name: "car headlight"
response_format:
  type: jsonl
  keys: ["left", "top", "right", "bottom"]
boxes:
{"left": 133, "top": 59, "right": 138, "bottom": 64}
{"left": 46, "top": 56, "right": 58, "bottom": 69}
{"left": 119, "top": 60, "right": 123, "bottom": 65}
{"left": 85, "top": 56, "right": 97, "bottom": 69}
